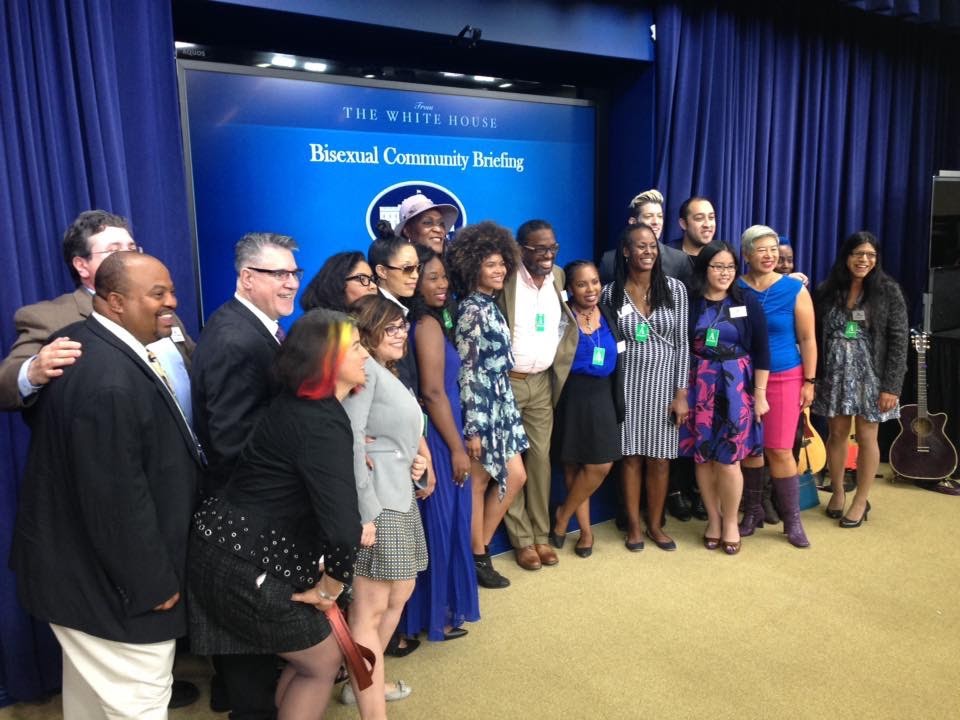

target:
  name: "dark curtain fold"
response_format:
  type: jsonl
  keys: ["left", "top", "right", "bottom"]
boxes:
{"left": 0, "top": 0, "right": 192, "bottom": 702}
{"left": 654, "top": 1, "right": 960, "bottom": 318}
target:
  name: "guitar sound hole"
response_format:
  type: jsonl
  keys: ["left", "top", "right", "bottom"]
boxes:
{"left": 911, "top": 417, "right": 933, "bottom": 436}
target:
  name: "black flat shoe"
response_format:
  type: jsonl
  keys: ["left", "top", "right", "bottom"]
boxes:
{"left": 624, "top": 537, "right": 645, "bottom": 552}
{"left": 384, "top": 635, "right": 421, "bottom": 657}
{"left": 443, "top": 627, "right": 469, "bottom": 640}
{"left": 548, "top": 529, "right": 566, "bottom": 549}
{"left": 644, "top": 529, "right": 677, "bottom": 551}
{"left": 689, "top": 494, "right": 708, "bottom": 521}
{"left": 574, "top": 542, "right": 593, "bottom": 558}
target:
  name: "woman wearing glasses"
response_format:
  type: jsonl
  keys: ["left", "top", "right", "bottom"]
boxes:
{"left": 601, "top": 223, "right": 689, "bottom": 552}
{"left": 737, "top": 225, "right": 817, "bottom": 548}
{"left": 445, "top": 222, "right": 529, "bottom": 589}
{"left": 369, "top": 231, "right": 422, "bottom": 391}
{"left": 300, "top": 251, "right": 378, "bottom": 313}
{"left": 812, "top": 232, "right": 908, "bottom": 527}
{"left": 393, "top": 193, "right": 459, "bottom": 255}
{"left": 340, "top": 294, "right": 434, "bottom": 713}
{"left": 680, "top": 242, "right": 769, "bottom": 554}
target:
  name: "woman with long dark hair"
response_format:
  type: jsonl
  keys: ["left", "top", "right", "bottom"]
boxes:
{"left": 812, "top": 231, "right": 908, "bottom": 527}
{"left": 445, "top": 221, "right": 529, "bottom": 589}
{"left": 600, "top": 223, "right": 689, "bottom": 552}
{"left": 300, "top": 251, "right": 378, "bottom": 313}
{"left": 550, "top": 260, "right": 625, "bottom": 557}
{"left": 188, "top": 309, "right": 367, "bottom": 719}
{"left": 401, "top": 244, "right": 479, "bottom": 639}
{"left": 680, "top": 242, "right": 769, "bottom": 554}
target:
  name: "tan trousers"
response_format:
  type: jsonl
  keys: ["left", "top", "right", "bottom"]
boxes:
{"left": 50, "top": 624, "right": 175, "bottom": 720}
{"left": 504, "top": 370, "right": 554, "bottom": 547}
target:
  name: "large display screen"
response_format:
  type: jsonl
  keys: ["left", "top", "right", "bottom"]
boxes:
{"left": 178, "top": 62, "right": 596, "bottom": 323}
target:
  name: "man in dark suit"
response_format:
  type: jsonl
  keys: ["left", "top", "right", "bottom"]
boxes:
{"left": 10, "top": 252, "right": 202, "bottom": 718}
{"left": 190, "top": 231, "right": 301, "bottom": 720}
{"left": 600, "top": 190, "right": 692, "bottom": 285}
{"left": 0, "top": 210, "right": 194, "bottom": 414}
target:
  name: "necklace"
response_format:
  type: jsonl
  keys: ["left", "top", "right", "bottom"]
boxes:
{"left": 575, "top": 305, "right": 597, "bottom": 331}
{"left": 625, "top": 281, "right": 651, "bottom": 311}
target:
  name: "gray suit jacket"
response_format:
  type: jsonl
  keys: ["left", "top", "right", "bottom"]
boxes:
{"left": 0, "top": 287, "right": 194, "bottom": 410}
{"left": 342, "top": 357, "right": 423, "bottom": 523}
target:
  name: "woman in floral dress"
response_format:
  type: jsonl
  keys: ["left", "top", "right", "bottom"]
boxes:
{"left": 445, "top": 221, "right": 529, "bottom": 590}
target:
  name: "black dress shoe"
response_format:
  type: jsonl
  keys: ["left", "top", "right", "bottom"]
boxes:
{"left": 443, "top": 627, "right": 469, "bottom": 640}
{"left": 574, "top": 543, "right": 593, "bottom": 558}
{"left": 384, "top": 634, "right": 420, "bottom": 657}
{"left": 689, "top": 493, "right": 708, "bottom": 521}
{"left": 169, "top": 680, "right": 200, "bottom": 709}
{"left": 666, "top": 491, "right": 692, "bottom": 521}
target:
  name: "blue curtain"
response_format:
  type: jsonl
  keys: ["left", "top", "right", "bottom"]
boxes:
{"left": 841, "top": 0, "right": 960, "bottom": 29}
{"left": 0, "top": 0, "right": 193, "bottom": 702}
{"left": 653, "top": 1, "right": 960, "bottom": 316}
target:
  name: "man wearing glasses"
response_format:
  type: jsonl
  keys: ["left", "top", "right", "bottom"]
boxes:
{"left": 0, "top": 209, "right": 194, "bottom": 419}
{"left": 189, "top": 231, "right": 301, "bottom": 720}
{"left": 497, "top": 219, "right": 578, "bottom": 571}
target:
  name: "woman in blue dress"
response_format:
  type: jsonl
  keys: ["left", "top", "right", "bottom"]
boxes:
{"left": 679, "top": 242, "right": 770, "bottom": 554}
{"left": 402, "top": 246, "right": 480, "bottom": 640}
{"left": 445, "top": 221, "right": 529, "bottom": 590}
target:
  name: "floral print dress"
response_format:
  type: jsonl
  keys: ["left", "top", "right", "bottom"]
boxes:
{"left": 455, "top": 291, "right": 529, "bottom": 497}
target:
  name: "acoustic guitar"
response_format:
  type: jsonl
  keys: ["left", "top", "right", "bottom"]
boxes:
{"left": 797, "top": 407, "right": 826, "bottom": 474}
{"left": 888, "top": 331, "right": 958, "bottom": 481}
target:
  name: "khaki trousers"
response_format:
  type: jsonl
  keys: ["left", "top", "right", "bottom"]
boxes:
{"left": 504, "top": 370, "right": 554, "bottom": 547}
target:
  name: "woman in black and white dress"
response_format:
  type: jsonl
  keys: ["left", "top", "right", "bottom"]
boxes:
{"left": 601, "top": 224, "right": 689, "bottom": 552}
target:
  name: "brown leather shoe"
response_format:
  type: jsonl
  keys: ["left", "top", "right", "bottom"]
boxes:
{"left": 515, "top": 545, "right": 542, "bottom": 571}
{"left": 534, "top": 543, "right": 559, "bottom": 566}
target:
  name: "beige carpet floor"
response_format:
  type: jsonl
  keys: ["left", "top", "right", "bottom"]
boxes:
{"left": 4, "top": 469, "right": 959, "bottom": 719}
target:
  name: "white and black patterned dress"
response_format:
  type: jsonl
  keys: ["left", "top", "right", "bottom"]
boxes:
{"left": 601, "top": 278, "right": 689, "bottom": 458}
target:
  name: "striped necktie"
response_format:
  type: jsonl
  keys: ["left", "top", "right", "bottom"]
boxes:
{"left": 146, "top": 350, "right": 174, "bottom": 395}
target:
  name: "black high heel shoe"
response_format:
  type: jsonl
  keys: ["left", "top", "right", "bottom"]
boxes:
{"left": 839, "top": 500, "right": 871, "bottom": 529}
{"left": 825, "top": 491, "right": 845, "bottom": 519}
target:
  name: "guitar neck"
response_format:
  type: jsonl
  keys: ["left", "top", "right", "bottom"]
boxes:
{"left": 917, "top": 350, "right": 928, "bottom": 420}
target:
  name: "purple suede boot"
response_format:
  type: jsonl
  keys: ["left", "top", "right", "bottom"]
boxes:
{"left": 738, "top": 465, "right": 766, "bottom": 537}
{"left": 772, "top": 475, "right": 810, "bottom": 548}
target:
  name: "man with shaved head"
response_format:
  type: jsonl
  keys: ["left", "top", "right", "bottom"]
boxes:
{"left": 10, "top": 252, "right": 203, "bottom": 719}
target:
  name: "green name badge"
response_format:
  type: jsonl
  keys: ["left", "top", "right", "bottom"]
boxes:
{"left": 442, "top": 308, "right": 454, "bottom": 330}
{"left": 535, "top": 312, "right": 546, "bottom": 332}
{"left": 844, "top": 321, "right": 858, "bottom": 339}
{"left": 705, "top": 328, "right": 720, "bottom": 347}
{"left": 635, "top": 322, "right": 650, "bottom": 343}
{"left": 592, "top": 346, "right": 606, "bottom": 366}
{"left": 422, "top": 412, "right": 430, "bottom": 438}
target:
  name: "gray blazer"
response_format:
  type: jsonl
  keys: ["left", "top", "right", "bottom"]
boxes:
{"left": 342, "top": 357, "right": 423, "bottom": 523}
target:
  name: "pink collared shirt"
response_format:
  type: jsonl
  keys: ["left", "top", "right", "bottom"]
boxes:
{"left": 511, "top": 264, "right": 562, "bottom": 374}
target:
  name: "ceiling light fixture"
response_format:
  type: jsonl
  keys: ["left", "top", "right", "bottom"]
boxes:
{"left": 270, "top": 54, "right": 297, "bottom": 68}
{"left": 303, "top": 62, "right": 328, "bottom": 72}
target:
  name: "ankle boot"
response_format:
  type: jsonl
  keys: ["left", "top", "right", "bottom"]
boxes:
{"left": 739, "top": 466, "right": 766, "bottom": 536}
{"left": 761, "top": 470, "right": 780, "bottom": 524}
{"left": 772, "top": 475, "right": 810, "bottom": 548}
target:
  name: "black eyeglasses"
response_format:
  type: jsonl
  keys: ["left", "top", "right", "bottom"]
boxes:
{"left": 345, "top": 273, "right": 376, "bottom": 287}
{"left": 246, "top": 267, "right": 304, "bottom": 281}
{"left": 382, "top": 263, "right": 422, "bottom": 276}
{"left": 384, "top": 321, "right": 411, "bottom": 337}
{"left": 522, "top": 244, "right": 560, "bottom": 257}
{"left": 88, "top": 245, "right": 142, "bottom": 257}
